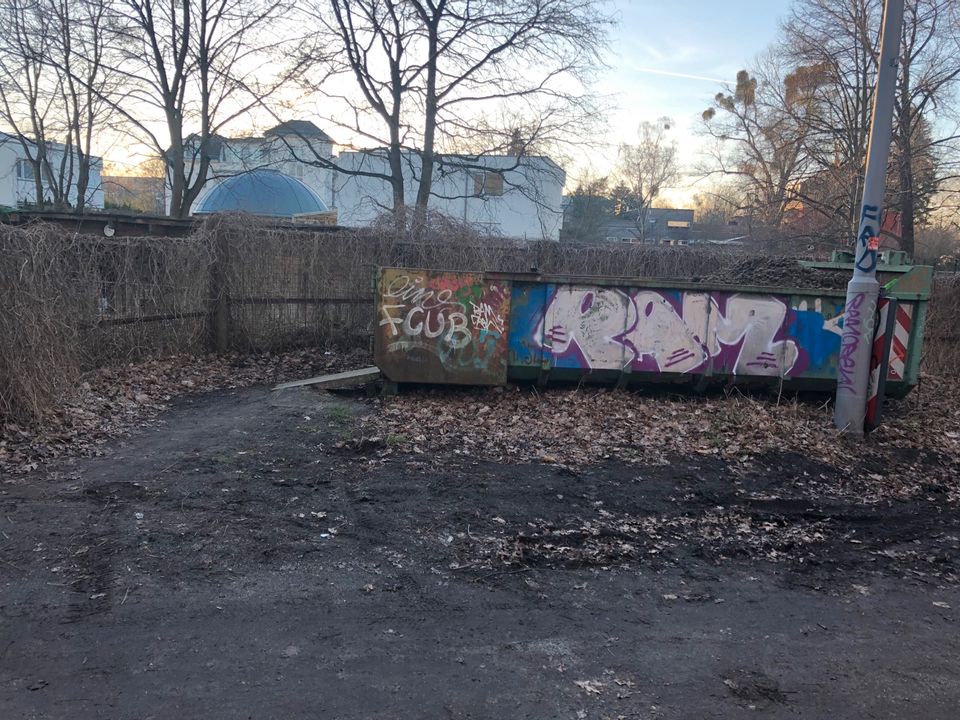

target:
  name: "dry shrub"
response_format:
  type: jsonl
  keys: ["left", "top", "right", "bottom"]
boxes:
{"left": 924, "top": 272, "right": 960, "bottom": 377}
{"left": 0, "top": 225, "right": 87, "bottom": 423}
{"left": 0, "top": 223, "right": 211, "bottom": 424}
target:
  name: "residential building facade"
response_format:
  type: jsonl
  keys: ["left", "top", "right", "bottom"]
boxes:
{"left": 0, "top": 132, "right": 104, "bottom": 210}
{"left": 333, "top": 151, "right": 564, "bottom": 240}
{"left": 598, "top": 208, "right": 696, "bottom": 245}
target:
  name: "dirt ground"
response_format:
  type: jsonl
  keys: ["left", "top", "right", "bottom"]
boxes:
{"left": 3, "top": 382, "right": 960, "bottom": 719}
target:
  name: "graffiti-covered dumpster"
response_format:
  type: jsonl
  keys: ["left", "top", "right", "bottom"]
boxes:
{"left": 374, "top": 255, "right": 932, "bottom": 397}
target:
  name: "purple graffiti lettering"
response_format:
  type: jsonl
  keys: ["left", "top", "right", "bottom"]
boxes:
{"left": 534, "top": 289, "right": 805, "bottom": 377}
{"left": 837, "top": 292, "right": 866, "bottom": 393}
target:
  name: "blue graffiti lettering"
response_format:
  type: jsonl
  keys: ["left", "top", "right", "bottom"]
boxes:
{"left": 855, "top": 224, "right": 878, "bottom": 273}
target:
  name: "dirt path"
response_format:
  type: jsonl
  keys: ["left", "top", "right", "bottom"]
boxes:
{"left": 2, "top": 384, "right": 959, "bottom": 719}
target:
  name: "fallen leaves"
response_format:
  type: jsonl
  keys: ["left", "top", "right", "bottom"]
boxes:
{"left": 574, "top": 679, "right": 604, "bottom": 695}
{"left": 358, "top": 374, "right": 960, "bottom": 504}
{"left": 459, "top": 508, "right": 835, "bottom": 570}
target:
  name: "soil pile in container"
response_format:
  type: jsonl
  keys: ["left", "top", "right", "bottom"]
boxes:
{"left": 699, "top": 257, "right": 849, "bottom": 290}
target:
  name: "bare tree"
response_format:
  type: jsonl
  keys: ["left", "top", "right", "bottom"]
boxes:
{"left": 784, "top": 0, "right": 960, "bottom": 255}
{"left": 294, "top": 0, "right": 611, "bottom": 219}
{"left": 0, "top": 0, "right": 64, "bottom": 208}
{"left": 700, "top": 59, "right": 819, "bottom": 231}
{"left": 0, "top": 0, "right": 114, "bottom": 211}
{"left": 102, "top": 0, "right": 296, "bottom": 217}
{"left": 614, "top": 117, "right": 679, "bottom": 241}
{"left": 890, "top": 0, "right": 960, "bottom": 256}
{"left": 691, "top": 180, "right": 744, "bottom": 225}
{"left": 45, "top": 0, "right": 114, "bottom": 211}
{"left": 561, "top": 171, "right": 611, "bottom": 243}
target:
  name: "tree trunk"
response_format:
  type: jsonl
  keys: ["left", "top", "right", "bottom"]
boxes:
{"left": 168, "top": 143, "right": 185, "bottom": 218}
{"left": 74, "top": 155, "right": 89, "bottom": 213}
{"left": 415, "top": 20, "right": 439, "bottom": 211}
{"left": 388, "top": 142, "right": 405, "bottom": 211}
{"left": 895, "top": 59, "right": 915, "bottom": 258}
{"left": 898, "top": 149, "right": 915, "bottom": 257}
{"left": 32, "top": 158, "right": 44, "bottom": 208}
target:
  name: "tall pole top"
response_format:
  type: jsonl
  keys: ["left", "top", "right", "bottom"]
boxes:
{"left": 852, "top": 0, "right": 904, "bottom": 281}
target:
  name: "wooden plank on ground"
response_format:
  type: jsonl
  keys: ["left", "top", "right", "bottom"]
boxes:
{"left": 272, "top": 367, "right": 381, "bottom": 392}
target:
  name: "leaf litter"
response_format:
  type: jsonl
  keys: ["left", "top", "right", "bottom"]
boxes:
{"left": 358, "top": 375, "right": 960, "bottom": 504}
{"left": 354, "top": 374, "right": 960, "bottom": 578}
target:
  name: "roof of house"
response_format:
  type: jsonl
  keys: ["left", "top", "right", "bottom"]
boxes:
{"left": 264, "top": 121, "right": 334, "bottom": 143}
{"left": 193, "top": 169, "right": 329, "bottom": 218}
{"left": 1, "top": 130, "right": 102, "bottom": 160}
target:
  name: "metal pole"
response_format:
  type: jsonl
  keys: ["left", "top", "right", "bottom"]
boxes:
{"left": 834, "top": 0, "right": 904, "bottom": 434}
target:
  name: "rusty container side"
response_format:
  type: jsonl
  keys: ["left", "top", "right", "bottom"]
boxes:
{"left": 374, "top": 267, "right": 511, "bottom": 385}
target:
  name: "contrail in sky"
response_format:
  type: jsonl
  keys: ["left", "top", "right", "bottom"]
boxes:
{"left": 633, "top": 67, "right": 730, "bottom": 84}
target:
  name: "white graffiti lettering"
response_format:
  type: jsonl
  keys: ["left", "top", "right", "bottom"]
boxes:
{"left": 380, "top": 274, "right": 471, "bottom": 352}
{"left": 470, "top": 301, "right": 505, "bottom": 334}
{"left": 534, "top": 288, "right": 799, "bottom": 376}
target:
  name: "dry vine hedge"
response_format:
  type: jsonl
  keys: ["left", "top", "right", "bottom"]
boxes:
{"left": 0, "top": 223, "right": 210, "bottom": 424}
{"left": 926, "top": 272, "right": 960, "bottom": 378}
{"left": 2, "top": 215, "right": 958, "bottom": 425}
{"left": 217, "top": 215, "right": 740, "bottom": 352}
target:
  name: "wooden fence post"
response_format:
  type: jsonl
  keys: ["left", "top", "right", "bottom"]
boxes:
{"left": 209, "top": 222, "right": 230, "bottom": 353}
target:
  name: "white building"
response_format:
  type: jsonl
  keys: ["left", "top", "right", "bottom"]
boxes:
{"left": 0, "top": 132, "right": 104, "bottom": 209}
{"left": 193, "top": 121, "right": 335, "bottom": 206}
{"left": 187, "top": 121, "right": 564, "bottom": 240}
{"left": 333, "top": 151, "right": 564, "bottom": 240}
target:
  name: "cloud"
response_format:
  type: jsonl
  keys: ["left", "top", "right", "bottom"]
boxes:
{"left": 630, "top": 67, "right": 731, "bottom": 84}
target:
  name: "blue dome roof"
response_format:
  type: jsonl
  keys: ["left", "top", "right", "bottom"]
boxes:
{"left": 194, "top": 169, "right": 328, "bottom": 217}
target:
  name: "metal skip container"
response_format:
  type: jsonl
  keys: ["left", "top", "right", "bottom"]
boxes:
{"left": 374, "top": 258, "right": 931, "bottom": 398}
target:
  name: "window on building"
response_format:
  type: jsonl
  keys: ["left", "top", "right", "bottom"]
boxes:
{"left": 204, "top": 138, "right": 225, "bottom": 162}
{"left": 16, "top": 159, "right": 34, "bottom": 180}
{"left": 472, "top": 171, "right": 504, "bottom": 197}
{"left": 287, "top": 163, "right": 304, "bottom": 179}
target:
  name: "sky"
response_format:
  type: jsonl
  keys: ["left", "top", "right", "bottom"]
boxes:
{"left": 593, "top": 0, "right": 794, "bottom": 204}
{"left": 98, "top": 0, "right": 795, "bottom": 205}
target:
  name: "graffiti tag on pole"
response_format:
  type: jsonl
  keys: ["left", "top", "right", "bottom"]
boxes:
{"left": 855, "top": 204, "right": 880, "bottom": 274}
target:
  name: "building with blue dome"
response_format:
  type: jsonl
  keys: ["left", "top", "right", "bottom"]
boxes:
{"left": 183, "top": 119, "right": 564, "bottom": 239}
{"left": 193, "top": 168, "right": 331, "bottom": 220}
